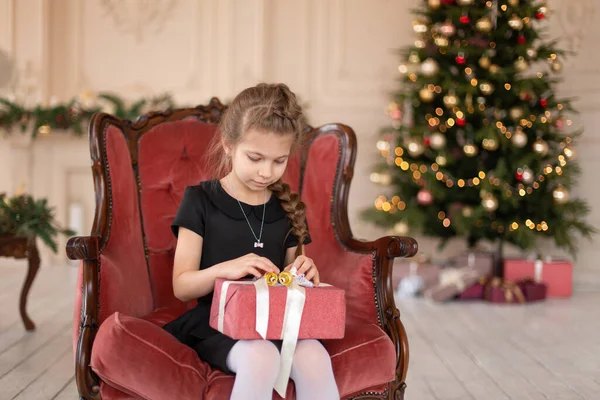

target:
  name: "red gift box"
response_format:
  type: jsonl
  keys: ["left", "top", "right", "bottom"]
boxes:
{"left": 458, "top": 277, "right": 488, "bottom": 300}
{"left": 209, "top": 278, "right": 346, "bottom": 340}
{"left": 517, "top": 278, "right": 547, "bottom": 302}
{"left": 484, "top": 278, "right": 526, "bottom": 304}
{"left": 504, "top": 259, "right": 572, "bottom": 298}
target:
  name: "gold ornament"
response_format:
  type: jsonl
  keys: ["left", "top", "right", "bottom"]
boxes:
{"left": 508, "top": 0, "right": 519, "bottom": 6}
{"left": 476, "top": 17, "right": 493, "bottom": 32}
{"left": 443, "top": 93, "right": 459, "bottom": 108}
{"left": 489, "top": 65, "right": 501, "bottom": 74}
{"left": 407, "top": 138, "right": 425, "bottom": 157}
{"left": 479, "top": 56, "right": 491, "bottom": 69}
{"left": 440, "top": 21, "right": 456, "bottom": 37}
{"left": 419, "top": 87, "right": 435, "bottom": 102}
{"left": 278, "top": 271, "right": 294, "bottom": 286}
{"left": 265, "top": 272, "right": 279, "bottom": 286}
{"left": 409, "top": 52, "right": 420, "bottom": 64}
{"left": 563, "top": 146, "right": 576, "bottom": 159}
{"left": 463, "top": 143, "right": 478, "bottom": 157}
{"left": 482, "top": 138, "right": 499, "bottom": 151}
{"left": 508, "top": 15, "right": 524, "bottom": 30}
{"left": 430, "top": 133, "right": 447, "bottom": 150}
{"left": 514, "top": 57, "right": 528, "bottom": 72}
{"left": 413, "top": 19, "right": 428, "bottom": 34}
{"left": 421, "top": 58, "right": 440, "bottom": 77}
{"left": 521, "top": 167, "right": 534, "bottom": 184}
{"left": 428, "top": 0, "right": 441, "bottom": 9}
{"left": 479, "top": 82, "right": 495, "bottom": 95}
{"left": 435, "top": 37, "right": 449, "bottom": 47}
{"left": 482, "top": 194, "right": 499, "bottom": 211}
{"left": 38, "top": 124, "right": 51, "bottom": 136}
{"left": 552, "top": 185, "right": 569, "bottom": 205}
{"left": 457, "top": 0, "right": 474, "bottom": 5}
{"left": 436, "top": 155, "right": 447, "bottom": 166}
{"left": 393, "top": 221, "right": 409, "bottom": 235}
{"left": 509, "top": 106, "right": 524, "bottom": 120}
{"left": 511, "top": 129, "right": 528, "bottom": 148}
{"left": 551, "top": 60, "right": 563, "bottom": 72}
{"left": 533, "top": 138, "right": 549, "bottom": 156}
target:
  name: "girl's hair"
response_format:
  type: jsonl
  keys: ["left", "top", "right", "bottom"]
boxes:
{"left": 207, "top": 83, "right": 308, "bottom": 256}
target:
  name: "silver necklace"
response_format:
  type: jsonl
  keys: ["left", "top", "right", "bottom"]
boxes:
{"left": 227, "top": 175, "right": 267, "bottom": 248}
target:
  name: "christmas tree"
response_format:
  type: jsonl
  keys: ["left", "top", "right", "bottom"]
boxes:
{"left": 364, "top": 0, "right": 594, "bottom": 258}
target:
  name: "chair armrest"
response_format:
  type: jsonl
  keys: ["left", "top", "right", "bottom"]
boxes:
{"left": 66, "top": 235, "right": 100, "bottom": 260}
{"left": 65, "top": 235, "right": 102, "bottom": 399}
{"left": 343, "top": 235, "right": 417, "bottom": 390}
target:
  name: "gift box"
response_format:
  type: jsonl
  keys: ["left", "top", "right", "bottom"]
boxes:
{"left": 423, "top": 266, "right": 483, "bottom": 302}
{"left": 517, "top": 278, "right": 547, "bottom": 302}
{"left": 392, "top": 259, "right": 441, "bottom": 296}
{"left": 503, "top": 259, "right": 572, "bottom": 298}
{"left": 457, "top": 277, "right": 488, "bottom": 300}
{"left": 449, "top": 251, "right": 496, "bottom": 277}
{"left": 484, "top": 278, "right": 526, "bottom": 304}
{"left": 209, "top": 278, "right": 346, "bottom": 340}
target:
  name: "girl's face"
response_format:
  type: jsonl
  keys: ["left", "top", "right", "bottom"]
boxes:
{"left": 229, "top": 129, "right": 295, "bottom": 192}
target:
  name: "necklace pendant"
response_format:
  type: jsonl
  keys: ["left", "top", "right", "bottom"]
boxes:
{"left": 254, "top": 242, "right": 264, "bottom": 248}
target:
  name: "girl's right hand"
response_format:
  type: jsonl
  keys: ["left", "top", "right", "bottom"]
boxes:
{"left": 217, "top": 253, "right": 279, "bottom": 280}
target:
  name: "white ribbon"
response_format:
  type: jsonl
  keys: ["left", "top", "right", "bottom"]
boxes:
{"left": 534, "top": 260, "right": 544, "bottom": 283}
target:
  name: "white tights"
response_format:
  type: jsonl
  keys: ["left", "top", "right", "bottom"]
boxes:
{"left": 226, "top": 339, "right": 339, "bottom": 400}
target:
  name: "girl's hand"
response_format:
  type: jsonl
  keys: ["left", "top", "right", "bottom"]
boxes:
{"left": 218, "top": 253, "right": 279, "bottom": 280}
{"left": 285, "top": 255, "right": 320, "bottom": 287}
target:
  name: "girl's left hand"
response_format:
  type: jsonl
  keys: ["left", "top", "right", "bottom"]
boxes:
{"left": 285, "top": 255, "right": 320, "bottom": 287}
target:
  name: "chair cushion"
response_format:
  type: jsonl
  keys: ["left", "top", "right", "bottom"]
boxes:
{"left": 323, "top": 324, "right": 396, "bottom": 398}
{"left": 91, "top": 312, "right": 209, "bottom": 400}
{"left": 92, "top": 312, "right": 393, "bottom": 399}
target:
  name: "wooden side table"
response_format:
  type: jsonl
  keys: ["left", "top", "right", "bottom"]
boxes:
{"left": 0, "top": 234, "right": 40, "bottom": 331}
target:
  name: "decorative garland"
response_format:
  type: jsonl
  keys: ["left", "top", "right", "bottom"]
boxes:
{"left": 0, "top": 92, "right": 177, "bottom": 138}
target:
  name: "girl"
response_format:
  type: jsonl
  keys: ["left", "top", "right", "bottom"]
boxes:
{"left": 164, "top": 83, "right": 340, "bottom": 400}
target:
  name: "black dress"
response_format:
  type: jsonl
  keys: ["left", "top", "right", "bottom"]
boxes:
{"left": 163, "top": 180, "right": 311, "bottom": 374}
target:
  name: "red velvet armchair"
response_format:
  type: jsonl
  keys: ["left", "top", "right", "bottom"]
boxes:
{"left": 66, "top": 99, "right": 418, "bottom": 400}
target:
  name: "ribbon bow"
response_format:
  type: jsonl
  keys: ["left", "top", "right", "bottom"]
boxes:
{"left": 486, "top": 277, "right": 526, "bottom": 303}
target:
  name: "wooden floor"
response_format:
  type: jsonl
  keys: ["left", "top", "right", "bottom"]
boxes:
{"left": 0, "top": 264, "right": 599, "bottom": 400}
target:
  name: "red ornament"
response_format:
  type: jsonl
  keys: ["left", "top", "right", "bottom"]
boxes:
{"left": 455, "top": 55, "right": 467, "bottom": 64}
{"left": 456, "top": 117, "right": 466, "bottom": 127}
{"left": 517, "top": 35, "right": 526, "bottom": 45}
{"left": 539, "top": 99, "right": 548, "bottom": 107}
{"left": 459, "top": 15, "right": 470, "bottom": 24}
{"left": 536, "top": 12, "right": 545, "bottom": 20}
{"left": 515, "top": 171, "right": 523, "bottom": 181}
{"left": 424, "top": 137, "right": 431, "bottom": 147}
{"left": 56, "top": 114, "right": 65, "bottom": 124}
{"left": 441, "top": 0, "right": 455, "bottom": 4}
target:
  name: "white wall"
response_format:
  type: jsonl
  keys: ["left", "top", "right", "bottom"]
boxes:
{"left": 0, "top": 0, "right": 599, "bottom": 289}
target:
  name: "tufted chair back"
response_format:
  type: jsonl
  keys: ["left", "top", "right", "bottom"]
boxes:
{"left": 81, "top": 100, "right": 310, "bottom": 325}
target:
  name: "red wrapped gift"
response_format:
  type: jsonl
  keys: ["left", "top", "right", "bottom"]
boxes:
{"left": 517, "top": 278, "right": 547, "bottom": 302}
{"left": 209, "top": 277, "right": 346, "bottom": 340}
{"left": 423, "top": 266, "right": 482, "bottom": 302}
{"left": 504, "top": 259, "right": 572, "bottom": 298}
{"left": 484, "top": 278, "right": 526, "bottom": 304}
{"left": 457, "top": 277, "right": 488, "bottom": 300}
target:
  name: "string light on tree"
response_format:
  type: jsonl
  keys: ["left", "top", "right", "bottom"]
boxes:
{"left": 482, "top": 193, "right": 499, "bottom": 211}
